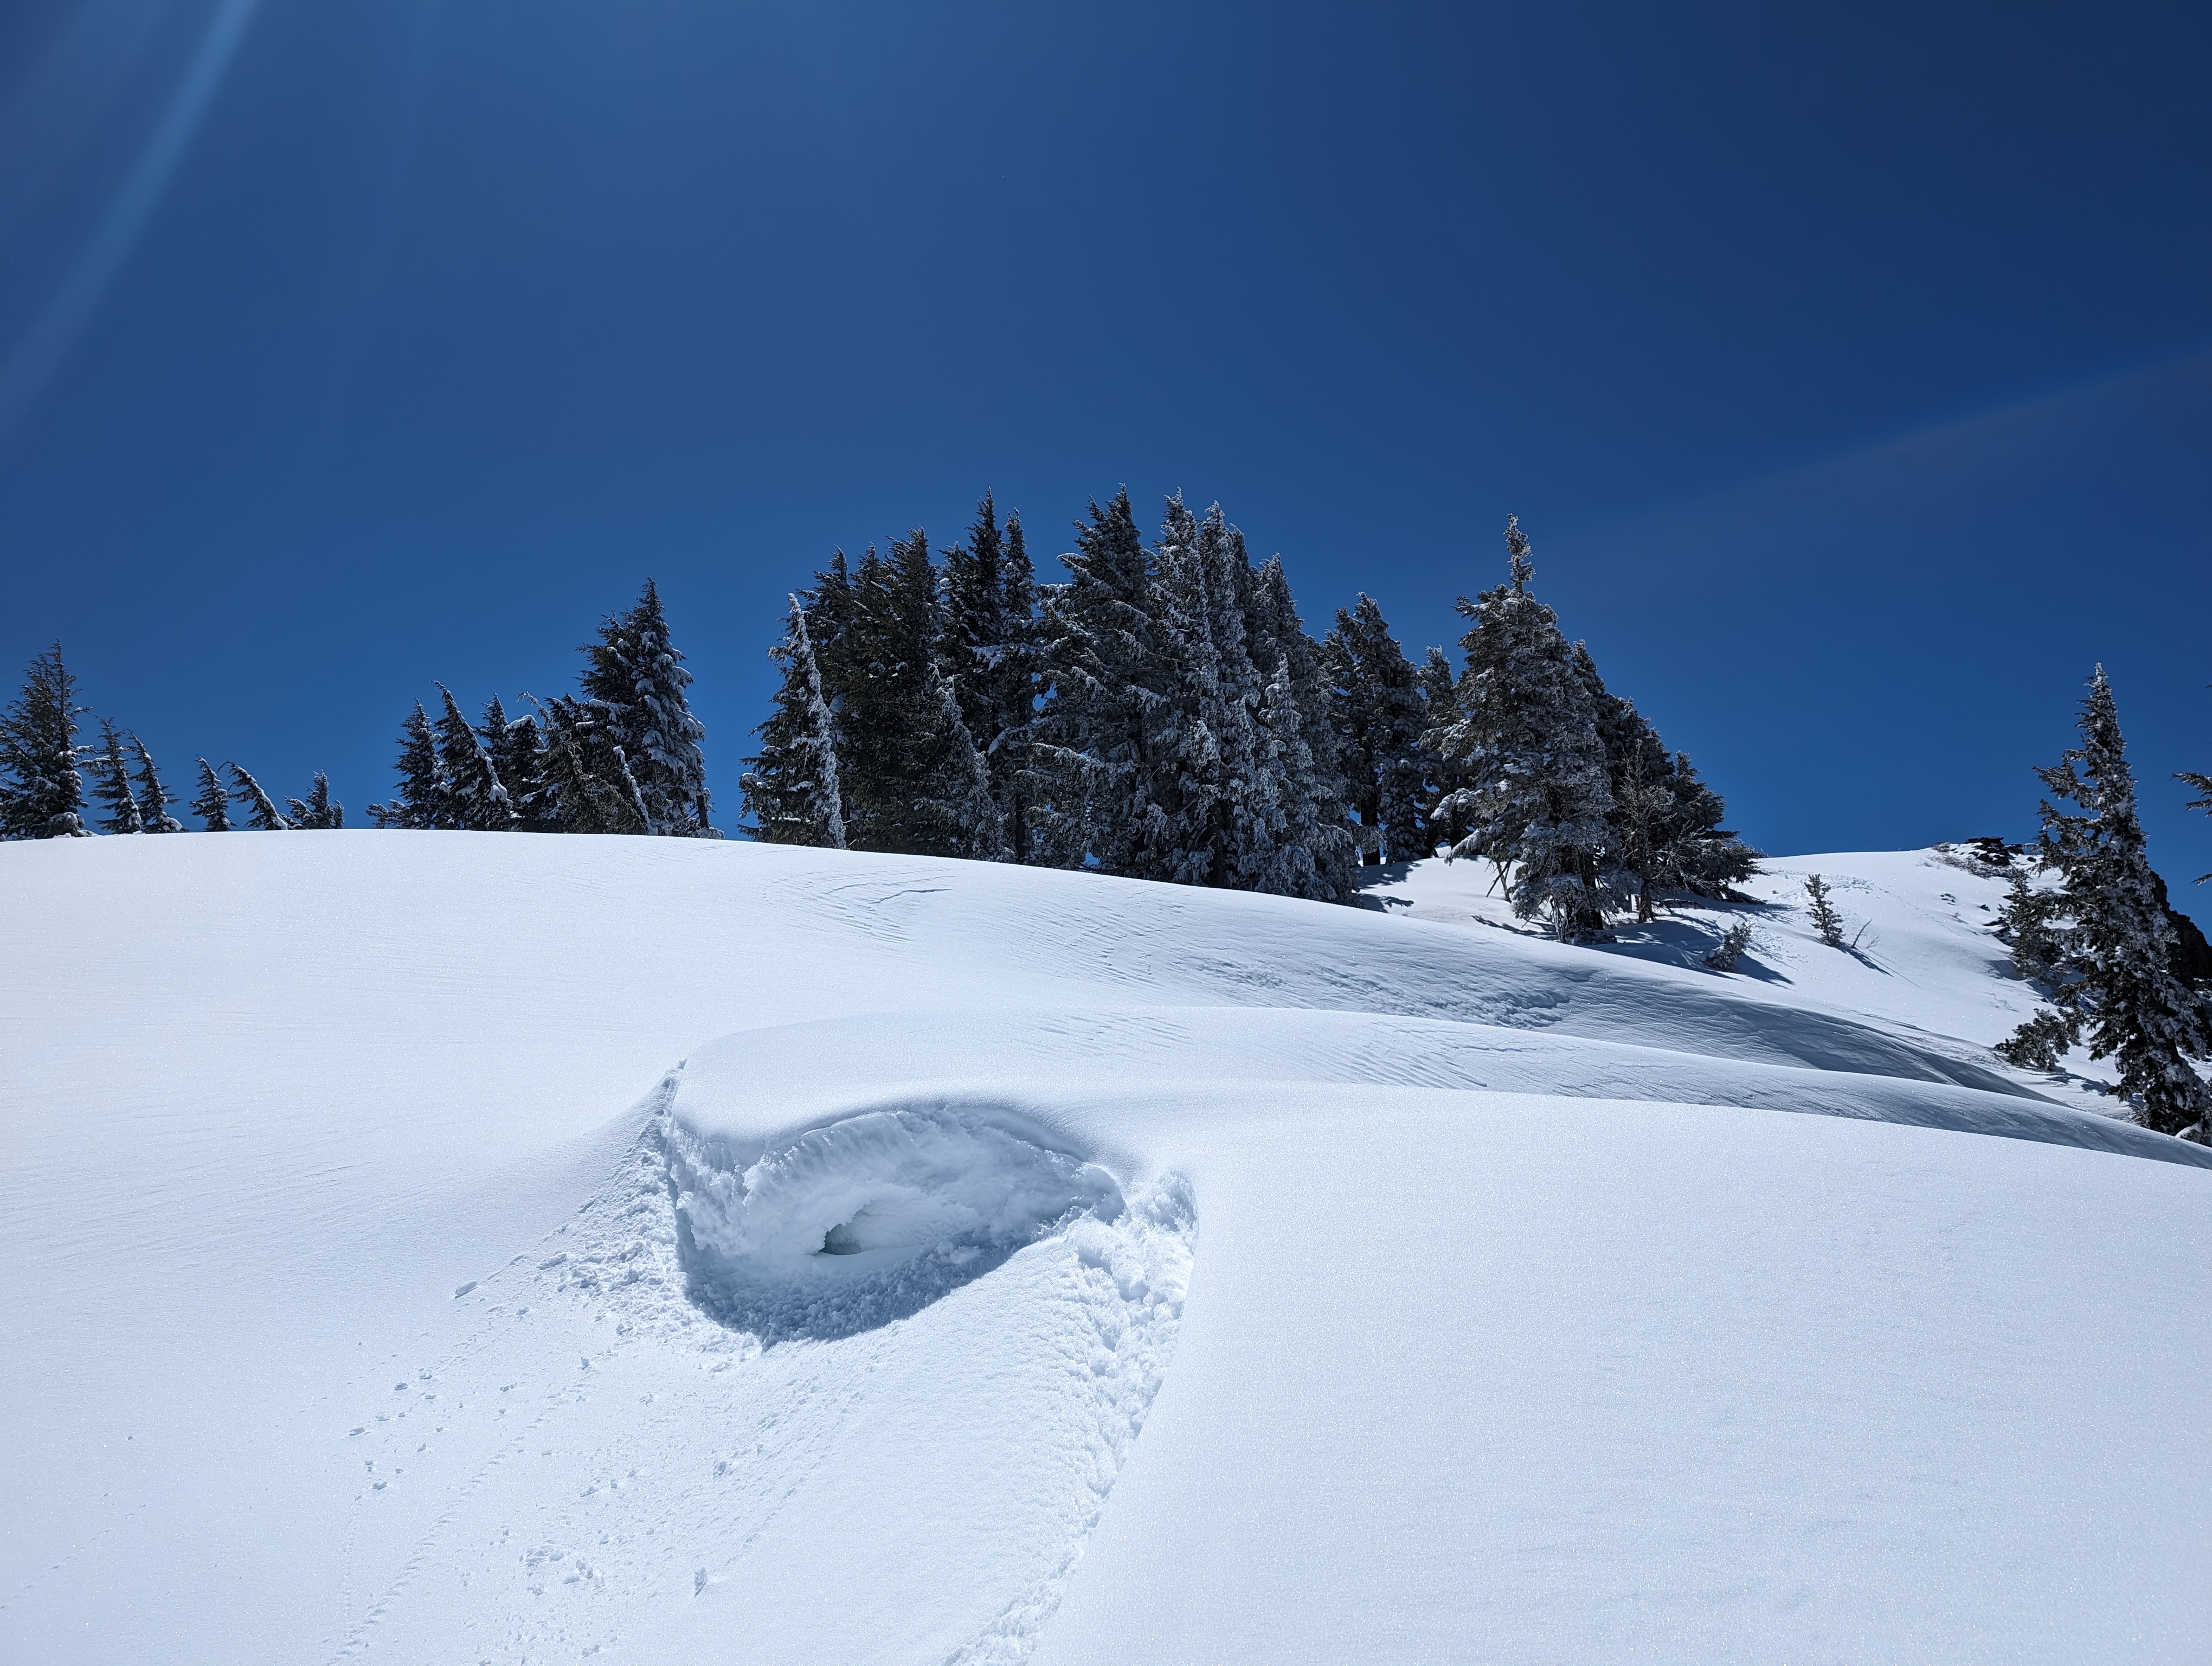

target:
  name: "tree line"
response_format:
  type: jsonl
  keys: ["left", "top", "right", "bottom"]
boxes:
{"left": 742, "top": 492, "right": 1757, "bottom": 938}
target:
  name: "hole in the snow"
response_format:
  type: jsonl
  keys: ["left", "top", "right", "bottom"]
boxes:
{"left": 666, "top": 1106, "right": 1124, "bottom": 1343}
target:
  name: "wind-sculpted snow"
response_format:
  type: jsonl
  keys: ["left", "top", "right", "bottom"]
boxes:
{"left": 666, "top": 1106, "right": 1128, "bottom": 1341}
{"left": 3, "top": 833, "right": 2208, "bottom": 1665}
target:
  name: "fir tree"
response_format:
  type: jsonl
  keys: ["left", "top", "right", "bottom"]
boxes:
{"left": 1996, "top": 864, "right": 2067, "bottom": 984}
{"left": 742, "top": 587, "right": 850, "bottom": 848}
{"left": 191, "top": 759, "right": 233, "bottom": 831}
{"left": 433, "top": 684, "right": 512, "bottom": 831}
{"left": 1324, "top": 595, "right": 1429, "bottom": 866}
{"left": 2009, "top": 667, "right": 2210, "bottom": 1137}
{"left": 90, "top": 718, "right": 144, "bottom": 835}
{"left": 130, "top": 734, "right": 183, "bottom": 832}
{"left": 1034, "top": 489, "right": 1167, "bottom": 874}
{"left": 1804, "top": 873, "right": 1846, "bottom": 947}
{"left": 578, "top": 579, "right": 714, "bottom": 837}
{"left": 1426, "top": 517, "right": 1619, "bottom": 940}
{"left": 939, "top": 494, "right": 1041, "bottom": 861}
{"left": 1417, "top": 645, "right": 1465, "bottom": 856}
{"left": 483, "top": 697, "right": 551, "bottom": 831}
{"left": 227, "top": 764, "right": 291, "bottom": 830}
{"left": 286, "top": 772, "right": 343, "bottom": 830}
{"left": 370, "top": 703, "right": 446, "bottom": 829}
{"left": 1244, "top": 547, "right": 1356, "bottom": 901}
{"left": 1703, "top": 918, "right": 1755, "bottom": 971}
{"left": 0, "top": 644, "right": 90, "bottom": 839}
{"left": 536, "top": 695, "right": 646, "bottom": 835}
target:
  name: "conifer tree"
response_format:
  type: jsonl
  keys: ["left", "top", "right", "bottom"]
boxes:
{"left": 1426, "top": 517, "right": 1619, "bottom": 940}
{"left": 1324, "top": 595, "right": 1429, "bottom": 866}
{"left": 191, "top": 759, "right": 233, "bottom": 831}
{"left": 578, "top": 579, "right": 714, "bottom": 837}
{"left": 370, "top": 703, "right": 446, "bottom": 829}
{"left": 433, "top": 684, "right": 512, "bottom": 831}
{"left": 742, "top": 591, "right": 848, "bottom": 848}
{"left": 536, "top": 695, "right": 647, "bottom": 835}
{"left": 1804, "top": 873, "right": 1846, "bottom": 947}
{"left": 91, "top": 718, "right": 145, "bottom": 835}
{"left": 1244, "top": 547, "right": 1356, "bottom": 901}
{"left": 1997, "top": 864, "right": 2067, "bottom": 983}
{"left": 0, "top": 644, "right": 90, "bottom": 839}
{"left": 286, "top": 773, "right": 344, "bottom": 829}
{"left": 2182, "top": 757, "right": 2211, "bottom": 883}
{"left": 1034, "top": 489, "right": 1167, "bottom": 874}
{"left": 2006, "top": 668, "right": 2210, "bottom": 1137}
{"left": 1417, "top": 645, "right": 1465, "bottom": 856}
{"left": 939, "top": 494, "right": 1040, "bottom": 861}
{"left": 130, "top": 734, "right": 183, "bottom": 832}
{"left": 227, "top": 764, "right": 291, "bottom": 830}
{"left": 485, "top": 699, "right": 553, "bottom": 831}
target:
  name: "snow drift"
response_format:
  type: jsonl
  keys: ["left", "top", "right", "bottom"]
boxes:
{"left": 1, "top": 831, "right": 2207, "bottom": 1664}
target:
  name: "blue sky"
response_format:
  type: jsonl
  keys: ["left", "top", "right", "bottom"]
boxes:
{"left": 2, "top": 1, "right": 2207, "bottom": 911}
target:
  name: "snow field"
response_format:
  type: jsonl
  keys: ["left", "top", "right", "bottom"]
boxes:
{"left": 2, "top": 831, "right": 2207, "bottom": 1663}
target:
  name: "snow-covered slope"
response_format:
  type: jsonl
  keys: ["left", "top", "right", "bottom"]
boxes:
{"left": 2, "top": 835, "right": 2206, "bottom": 1664}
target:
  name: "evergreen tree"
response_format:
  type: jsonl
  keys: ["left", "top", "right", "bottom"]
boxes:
{"left": 1997, "top": 864, "right": 2067, "bottom": 983}
{"left": 432, "top": 684, "right": 512, "bottom": 831}
{"left": 1324, "top": 595, "right": 1428, "bottom": 866}
{"left": 2182, "top": 757, "right": 2211, "bottom": 884}
{"left": 90, "top": 718, "right": 144, "bottom": 834}
{"left": 743, "top": 586, "right": 852, "bottom": 848}
{"left": 0, "top": 644, "right": 90, "bottom": 839}
{"left": 191, "top": 759, "right": 233, "bottom": 831}
{"left": 481, "top": 696, "right": 551, "bottom": 831}
{"left": 286, "top": 772, "right": 343, "bottom": 830}
{"left": 2007, "top": 668, "right": 2211, "bottom": 1137}
{"left": 227, "top": 764, "right": 291, "bottom": 830}
{"left": 1034, "top": 489, "right": 1167, "bottom": 874}
{"left": 130, "top": 734, "right": 183, "bottom": 832}
{"left": 536, "top": 695, "right": 647, "bottom": 836}
{"left": 1426, "top": 517, "right": 1619, "bottom": 940}
{"left": 370, "top": 703, "right": 446, "bottom": 829}
{"left": 578, "top": 579, "right": 714, "bottom": 837}
{"left": 939, "top": 494, "right": 1041, "bottom": 861}
{"left": 1244, "top": 548, "right": 1356, "bottom": 901}
{"left": 1416, "top": 645, "right": 1465, "bottom": 856}
{"left": 1804, "top": 873, "right": 1846, "bottom": 947}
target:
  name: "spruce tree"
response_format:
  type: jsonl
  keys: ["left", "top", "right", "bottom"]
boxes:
{"left": 1426, "top": 517, "right": 1619, "bottom": 940}
{"left": 536, "top": 695, "right": 647, "bottom": 835}
{"left": 1244, "top": 547, "right": 1356, "bottom": 901}
{"left": 369, "top": 703, "right": 446, "bottom": 829}
{"left": 1417, "top": 645, "right": 1465, "bottom": 855}
{"left": 91, "top": 718, "right": 145, "bottom": 835}
{"left": 2009, "top": 668, "right": 2211, "bottom": 1137}
{"left": 191, "top": 759, "right": 233, "bottom": 831}
{"left": 742, "top": 590, "right": 848, "bottom": 848}
{"left": 1804, "top": 873, "right": 1846, "bottom": 947}
{"left": 433, "top": 684, "right": 512, "bottom": 831}
{"left": 130, "top": 734, "right": 183, "bottom": 832}
{"left": 1324, "top": 595, "right": 1429, "bottom": 866}
{"left": 286, "top": 772, "right": 343, "bottom": 830}
{"left": 0, "top": 644, "right": 90, "bottom": 839}
{"left": 1034, "top": 489, "right": 1167, "bottom": 874}
{"left": 482, "top": 697, "right": 551, "bottom": 831}
{"left": 578, "top": 579, "right": 714, "bottom": 837}
{"left": 939, "top": 494, "right": 1041, "bottom": 861}
{"left": 227, "top": 764, "right": 291, "bottom": 830}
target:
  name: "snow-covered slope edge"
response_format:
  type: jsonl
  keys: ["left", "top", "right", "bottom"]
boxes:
{"left": 3, "top": 834, "right": 2207, "bottom": 1665}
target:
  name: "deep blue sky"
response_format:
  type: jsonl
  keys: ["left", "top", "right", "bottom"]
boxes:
{"left": 3, "top": 0, "right": 2208, "bottom": 912}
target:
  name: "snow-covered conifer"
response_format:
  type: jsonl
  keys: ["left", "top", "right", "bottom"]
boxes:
{"left": 130, "top": 734, "right": 183, "bottom": 832}
{"left": 191, "top": 759, "right": 232, "bottom": 831}
{"left": 91, "top": 718, "right": 144, "bottom": 835}
{"left": 227, "top": 764, "right": 291, "bottom": 830}
{"left": 1426, "top": 517, "right": 1619, "bottom": 940}
{"left": 286, "top": 772, "right": 344, "bottom": 830}
{"left": 0, "top": 644, "right": 90, "bottom": 839}
{"left": 743, "top": 585, "right": 851, "bottom": 848}
{"left": 485, "top": 699, "right": 552, "bottom": 831}
{"left": 1324, "top": 595, "right": 1429, "bottom": 867}
{"left": 2012, "top": 667, "right": 2210, "bottom": 1137}
{"left": 369, "top": 703, "right": 446, "bottom": 829}
{"left": 578, "top": 580, "right": 714, "bottom": 837}
{"left": 434, "top": 685, "right": 513, "bottom": 832}
{"left": 1244, "top": 548, "right": 1356, "bottom": 901}
{"left": 1997, "top": 864, "right": 2066, "bottom": 984}
{"left": 1703, "top": 918, "right": 1754, "bottom": 972}
{"left": 939, "top": 494, "right": 1041, "bottom": 861}
{"left": 1417, "top": 645, "right": 1464, "bottom": 856}
{"left": 1804, "top": 873, "right": 1846, "bottom": 947}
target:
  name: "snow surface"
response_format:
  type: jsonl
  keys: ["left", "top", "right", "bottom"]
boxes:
{"left": 2, "top": 833, "right": 2207, "bottom": 1663}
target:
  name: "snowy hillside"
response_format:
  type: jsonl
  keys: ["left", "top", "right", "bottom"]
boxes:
{"left": 2, "top": 834, "right": 2207, "bottom": 1664}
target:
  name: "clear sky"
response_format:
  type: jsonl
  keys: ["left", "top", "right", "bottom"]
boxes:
{"left": 3, "top": 1, "right": 2208, "bottom": 913}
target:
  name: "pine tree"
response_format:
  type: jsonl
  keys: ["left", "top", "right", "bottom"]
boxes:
{"left": 742, "top": 586, "right": 850, "bottom": 848}
{"left": 369, "top": 703, "right": 447, "bottom": 829}
{"left": 286, "top": 772, "right": 343, "bottom": 830}
{"left": 227, "top": 764, "right": 291, "bottom": 830}
{"left": 2009, "top": 667, "right": 2211, "bottom": 1137}
{"left": 432, "top": 685, "right": 512, "bottom": 831}
{"left": 1324, "top": 595, "right": 1429, "bottom": 866}
{"left": 130, "top": 734, "right": 183, "bottom": 832}
{"left": 0, "top": 644, "right": 90, "bottom": 839}
{"left": 1426, "top": 517, "right": 1619, "bottom": 940}
{"left": 1804, "top": 873, "right": 1846, "bottom": 947}
{"left": 578, "top": 579, "right": 714, "bottom": 837}
{"left": 939, "top": 494, "right": 1041, "bottom": 861}
{"left": 90, "top": 718, "right": 144, "bottom": 834}
{"left": 191, "top": 759, "right": 233, "bottom": 831}
{"left": 1034, "top": 489, "right": 1168, "bottom": 874}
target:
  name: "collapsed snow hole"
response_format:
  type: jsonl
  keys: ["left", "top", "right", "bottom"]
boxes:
{"left": 665, "top": 1107, "right": 1124, "bottom": 1342}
